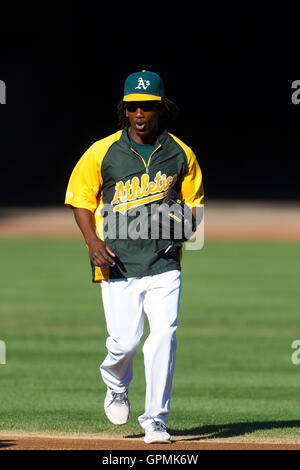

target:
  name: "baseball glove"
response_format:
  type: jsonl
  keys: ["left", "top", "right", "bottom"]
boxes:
{"left": 148, "top": 188, "right": 196, "bottom": 242}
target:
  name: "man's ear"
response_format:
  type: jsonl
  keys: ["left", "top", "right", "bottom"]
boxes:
{"left": 158, "top": 102, "right": 166, "bottom": 118}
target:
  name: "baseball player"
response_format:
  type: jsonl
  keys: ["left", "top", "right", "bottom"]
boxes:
{"left": 65, "top": 70, "right": 204, "bottom": 444}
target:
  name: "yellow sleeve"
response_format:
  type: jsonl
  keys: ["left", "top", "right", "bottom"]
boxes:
{"left": 65, "top": 145, "right": 102, "bottom": 213}
{"left": 179, "top": 149, "right": 204, "bottom": 207}
{"left": 169, "top": 134, "right": 204, "bottom": 207}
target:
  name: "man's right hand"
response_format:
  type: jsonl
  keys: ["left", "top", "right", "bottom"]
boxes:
{"left": 88, "top": 239, "right": 116, "bottom": 267}
{"left": 72, "top": 207, "right": 116, "bottom": 268}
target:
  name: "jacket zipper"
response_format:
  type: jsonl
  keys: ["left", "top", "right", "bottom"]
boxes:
{"left": 130, "top": 144, "right": 162, "bottom": 174}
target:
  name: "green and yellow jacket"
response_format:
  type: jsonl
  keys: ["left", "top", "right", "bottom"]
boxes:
{"left": 65, "top": 127, "right": 204, "bottom": 281}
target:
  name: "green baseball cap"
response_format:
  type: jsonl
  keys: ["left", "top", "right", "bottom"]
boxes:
{"left": 123, "top": 70, "right": 165, "bottom": 102}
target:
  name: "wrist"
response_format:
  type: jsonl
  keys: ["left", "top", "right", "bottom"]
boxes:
{"left": 85, "top": 234, "right": 101, "bottom": 246}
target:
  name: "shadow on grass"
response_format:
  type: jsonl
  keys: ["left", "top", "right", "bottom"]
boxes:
{"left": 125, "top": 420, "right": 300, "bottom": 441}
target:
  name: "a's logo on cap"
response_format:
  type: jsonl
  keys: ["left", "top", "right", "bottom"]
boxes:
{"left": 135, "top": 77, "right": 150, "bottom": 90}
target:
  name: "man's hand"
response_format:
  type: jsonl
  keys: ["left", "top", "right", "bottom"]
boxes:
{"left": 88, "top": 238, "right": 116, "bottom": 267}
{"left": 72, "top": 207, "right": 116, "bottom": 267}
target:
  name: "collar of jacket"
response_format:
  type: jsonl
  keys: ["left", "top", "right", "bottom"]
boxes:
{"left": 121, "top": 126, "right": 169, "bottom": 149}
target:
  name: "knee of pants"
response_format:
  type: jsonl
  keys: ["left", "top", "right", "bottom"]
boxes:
{"left": 153, "top": 324, "right": 177, "bottom": 339}
{"left": 143, "top": 325, "right": 177, "bottom": 351}
{"left": 106, "top": 336, "right": 141, "bottom": 357}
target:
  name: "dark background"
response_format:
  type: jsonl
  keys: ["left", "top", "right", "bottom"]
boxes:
{"left": 0, "top": 4, "right": 299, "bottom": 207}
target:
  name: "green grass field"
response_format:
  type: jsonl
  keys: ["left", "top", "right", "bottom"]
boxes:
{"left": 1, "top": 238, "right": 300, "bottom": 440}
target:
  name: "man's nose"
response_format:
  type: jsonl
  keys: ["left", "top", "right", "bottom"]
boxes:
{"left": 136, "top": 107, "right": 144, "bottom": 116}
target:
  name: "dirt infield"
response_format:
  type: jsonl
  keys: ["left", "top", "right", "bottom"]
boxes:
{"left": 1, "top": 431, "right": 300, "bottom": 450}
{"left": 0, "top": 201, "right": 300, "bottom": 240}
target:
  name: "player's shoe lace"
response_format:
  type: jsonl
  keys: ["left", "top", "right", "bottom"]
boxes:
{"left": 108, "top": 390, "right": 129, "bottom": 406}
{"left": 144, "top": 419, "right": 171, "bottom": 444}
{"left": 149, "top": 420, "right": 167, "bottom": 433}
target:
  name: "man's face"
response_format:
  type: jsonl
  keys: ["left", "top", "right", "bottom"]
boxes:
{"left": 125, "top": 101, "right": 161, "bottom": 144}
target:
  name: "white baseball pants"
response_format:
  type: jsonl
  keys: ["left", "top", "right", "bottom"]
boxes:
{"left": 99, "top": 269, "right": 182, "bottom": 429}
